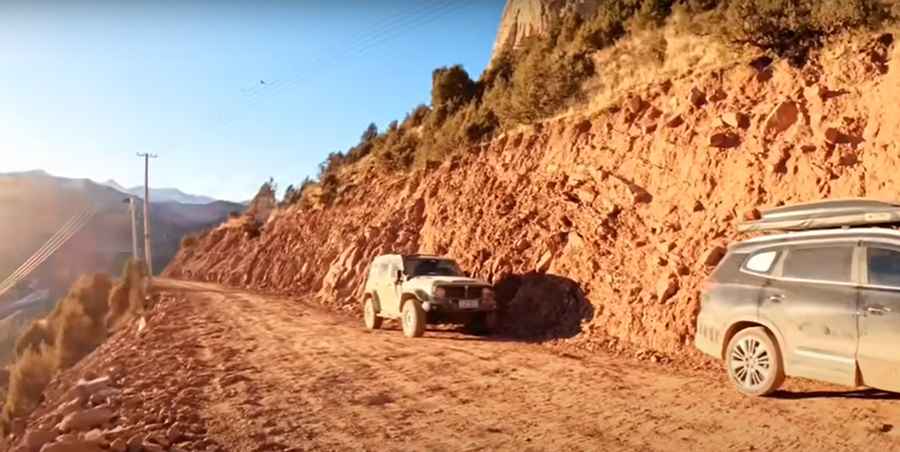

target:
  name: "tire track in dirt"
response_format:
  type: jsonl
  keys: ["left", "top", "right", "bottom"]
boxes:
{"left": 158, "top": 279, "right": 900, "bottom": 452}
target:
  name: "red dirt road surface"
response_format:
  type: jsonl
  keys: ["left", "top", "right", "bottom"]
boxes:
{"left": 19, "top": 279, "right": 900, "bottom": 451}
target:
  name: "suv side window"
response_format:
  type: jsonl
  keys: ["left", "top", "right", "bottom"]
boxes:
{"left": 867, "top": 247, "right": 900, "bottom": 287}
{"left": 783, "top": 246, "right": 853, "bottom": 283}
{"left": 744, "top": 250, "right": 778, "bottom": 274}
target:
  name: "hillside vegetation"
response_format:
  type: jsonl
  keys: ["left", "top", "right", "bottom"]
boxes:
{"left": 285, "top": 0, "right": 897, "bottom": 207}
{"left": 0, "top": 260, "right": 147, "bottom": 433}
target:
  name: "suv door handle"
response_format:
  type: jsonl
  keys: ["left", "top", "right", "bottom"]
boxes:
{"left": 867, "top": 306, "right": 892, "bottom": 315}
{"left": 767, "top": 294, "right": 784, "bottom": 304}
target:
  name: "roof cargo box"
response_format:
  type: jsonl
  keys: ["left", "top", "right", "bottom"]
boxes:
{"left": 738, "top": 199, "right": 900, "bottom": 233}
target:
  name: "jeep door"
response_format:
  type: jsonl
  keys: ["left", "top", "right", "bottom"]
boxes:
{"left": 857, "top": 244, "right": 900, "bottom": 392}
{"left": 378, "top": 257, "right": 403, "bottom": 316}
{"left": 759, "top": 243, "right": 860, "bottom": 386}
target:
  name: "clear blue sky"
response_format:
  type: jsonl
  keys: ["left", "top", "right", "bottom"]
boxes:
{"left": 0, "top": 0, "right": 505, "bottom": 202}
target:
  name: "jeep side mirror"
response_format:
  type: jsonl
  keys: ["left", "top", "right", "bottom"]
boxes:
{"left": 395, "top": 270, "right": 403, "bottom": 284}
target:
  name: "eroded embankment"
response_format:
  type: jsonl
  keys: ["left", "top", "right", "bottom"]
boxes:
{"left": 165, "top": 34, "right": 899, "bottom": 356}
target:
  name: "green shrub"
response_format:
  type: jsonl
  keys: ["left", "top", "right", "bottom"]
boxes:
{"left": 431, "top": 65, "right": 477, "bottom": 110}
{"left": 722, "top": 0, "right": 891, "bottom": 64}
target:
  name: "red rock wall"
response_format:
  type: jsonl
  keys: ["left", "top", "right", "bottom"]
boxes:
{"left": 165, "top": 35, "right": 898, "bottom": 355}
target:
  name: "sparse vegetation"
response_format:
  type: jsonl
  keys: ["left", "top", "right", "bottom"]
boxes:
{"left": 271, "top": 0, "right": 895, "bottom": 210}
{"left": 0, "top": 260, "right": 148, "bottom": 433}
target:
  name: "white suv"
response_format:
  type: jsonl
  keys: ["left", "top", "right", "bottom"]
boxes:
{"left": 362, "top": 254, "right": 497, "bottom": 337}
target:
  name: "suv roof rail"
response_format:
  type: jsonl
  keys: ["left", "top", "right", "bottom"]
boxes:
{"left": 739, "top": 198, "right": 900, "bottom": 233}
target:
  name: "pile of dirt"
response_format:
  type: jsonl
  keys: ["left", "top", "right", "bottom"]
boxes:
{"left": 165, "top": 33, "right": 898, "bottom": 357}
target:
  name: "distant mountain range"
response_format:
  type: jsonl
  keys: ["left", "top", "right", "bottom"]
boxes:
{"left": 0, "top": 170, "right": 243, "bottom": 302}
{"left": 101, "top": 179, "right": 219, "bottom": 205}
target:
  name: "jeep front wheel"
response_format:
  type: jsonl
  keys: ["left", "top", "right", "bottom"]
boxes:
{"left": 363, "top": 297, "right": 382, "bottom": 330}
{"left": 401, "top": 299, "right": 425, "bottom": 338}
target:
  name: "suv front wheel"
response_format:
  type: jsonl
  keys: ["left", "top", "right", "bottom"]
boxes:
{"left": 725, "top": 327, "right": 785, "bottom": 396}
{"left": 401, "top": 299, "right": 426, "bottom": 338}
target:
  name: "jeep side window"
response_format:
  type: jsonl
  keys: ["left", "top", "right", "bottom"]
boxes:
{"left": 867, "top": 247, "right": 900, "bottom": 288}
{"left": 744, "top": 251, "right": 778, "bottom": 273}
{"left": 782, "top": 246, "right": 853, "bottom": 283}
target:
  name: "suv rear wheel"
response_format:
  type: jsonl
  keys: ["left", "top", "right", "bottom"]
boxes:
{"left": 401, "top": 299, "right": 425, "bottom": 338}
{"left": 726, "top": 327, "right": 785, "bottom": 396}
{"left": 363, "top": 297, "right": 382, "bottom": 330}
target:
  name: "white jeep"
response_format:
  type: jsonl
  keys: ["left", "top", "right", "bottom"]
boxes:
{"left": 362, "top": 254, "right": 498, "bottom": 337}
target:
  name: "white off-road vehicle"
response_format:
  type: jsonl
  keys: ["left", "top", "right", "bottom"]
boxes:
{"left": 362, "top": 254, "right": 498, "bottom": 337}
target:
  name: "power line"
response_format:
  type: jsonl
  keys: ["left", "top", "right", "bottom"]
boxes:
{"left": 0, "top": 207, "right": 98, "bottom": 300}
{"left": 170, "top": 0, "right": 475, "bottom": 154}
{"left": 0, "top": 209, "right": 91, "bottom": 292}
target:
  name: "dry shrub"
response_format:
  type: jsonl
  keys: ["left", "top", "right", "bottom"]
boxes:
{"left": 107, "top": 259, "right": 148, "bottom": 329}
{"left": 13, "top": 320, "right": 53, "bottom": 358}
{"left": 54, "top": 301, "right": 106, "bottom": 369}
{"left": 1, "top": 345, "right": 55, "bottom": 425}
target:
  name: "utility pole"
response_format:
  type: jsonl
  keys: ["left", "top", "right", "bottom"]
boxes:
{"left": 127, "top": 197, "right": 139, "bottom": 261}
{"left": 137, "top": 153, "right": 158, "bottom": 277}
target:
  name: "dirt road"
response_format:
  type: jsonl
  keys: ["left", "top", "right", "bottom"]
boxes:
{"left": 141, "top": 279, "right": 900, "bottom": 451}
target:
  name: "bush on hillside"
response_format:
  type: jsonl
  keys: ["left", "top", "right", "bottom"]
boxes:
{"left": 722, "top": 0, "right": 892, "bottom": 64}
{"left": 107, "top": 259, "right": 148, "bottom": 329}
{"left": 431, "top": 65, "right": 477, "bottom": 110}
{"left": 297, "top": 0, "right": 897, "bottom": 204}
{"left": 13, "top": 321, "right": 53, "bottom": 358}
{"left": 0, "top": 272, "right": 130, "bottom": 433}
{"left": 2, "top": 346, "right": 54, "bottom": 422}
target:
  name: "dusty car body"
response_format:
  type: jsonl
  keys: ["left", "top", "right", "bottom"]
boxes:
{"left": 697, "top": 199, "right": 900, "bottom": 396}
{"left": 362, "top": 254, "right": 497, "bottom": 337}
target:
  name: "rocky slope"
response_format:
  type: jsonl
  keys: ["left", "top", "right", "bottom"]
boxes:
{"left": 165, "top": 33, "right": 898, "bottom": 356}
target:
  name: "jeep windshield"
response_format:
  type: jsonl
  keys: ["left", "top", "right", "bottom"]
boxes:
{"left": 404, "top": 258, "right": 463, "bottom": 277}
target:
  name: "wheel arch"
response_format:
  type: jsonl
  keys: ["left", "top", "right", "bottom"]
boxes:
{"left": 364, "top": 292, "right": 381, "bottom": 312}
{"left": 400, "top": 292, "right": 422, "bottom": 309}
{"left": 721, "top": 319, "right": 785, "bottom": 362}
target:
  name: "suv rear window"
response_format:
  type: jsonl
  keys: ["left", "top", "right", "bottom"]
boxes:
{"left": 867, "top": 247, "right": 900, "bottom": 287}
{"left": 783, "top": 246, "right": 853, "bottom": 283}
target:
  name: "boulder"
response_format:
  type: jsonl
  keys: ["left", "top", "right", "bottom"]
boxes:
{"left": 74, "top": 377, "right": 111, "bottom": 403}
{"left": 166, "top": 423, "right": 185, "bottom": 443}
{"left": 824, "top": 127, "right": 852, "bottom": 145}
{"left": 39, "top": 439, "right": 104, "bottom": 452}
{"left": 689, "top": 87, "right": 707, "bottom": 108}
{"left": 721, "top": 112, "right": 749, "bottom": 129}
{"left": 709, "top": 130, "right": 740, "bottom": 148}
{"left": 665, "top": 114, "right": 684, "bottom": 128}
{"left": 109, "top": 438, "right": 127, "bottom": 452}
{"left": 702, "top": 246, "right": 727, "bottom": 267}
{"left": 657, "top": 275, "right": 679, "bottom": 303}
{"left": 23, "top": 428, "right": 58, "bottom": 452}
{"left": 126, "top": 433, "right": 143, "bottom": 452}
{"left": 765, "top": 101, "right": 799, "bottom": 134}
{"left": 58, "top": 406, "right": 115, "bottom": 432}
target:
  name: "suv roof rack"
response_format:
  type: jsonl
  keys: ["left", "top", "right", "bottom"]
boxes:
{"left": 738, "top": 198, "right": 900, "bottom": 233}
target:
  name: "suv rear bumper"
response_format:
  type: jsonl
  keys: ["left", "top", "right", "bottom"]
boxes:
{"left": 694, "top": 311, "right": 722, "bottom": 359}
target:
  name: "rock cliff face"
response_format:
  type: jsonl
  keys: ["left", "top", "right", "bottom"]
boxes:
{"left": 165, "top": 33, "right": 897, "bottom": 356}
{"left": 491, "top": 0, "right": 598, "bottom": 60}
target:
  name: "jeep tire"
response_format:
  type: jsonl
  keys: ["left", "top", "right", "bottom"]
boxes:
{"left": 401, "top": 299, "right": 426, "bottom": 338}
{"left": 363, "top": 297, "right": 382, "bottom": 330}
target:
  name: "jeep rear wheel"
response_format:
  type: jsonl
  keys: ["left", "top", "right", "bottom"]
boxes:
{"left": 401, "top": 299, "right": 425, "bottom": 338}
{"left": 363, "top": 297, "right": 382, "bottom": 330}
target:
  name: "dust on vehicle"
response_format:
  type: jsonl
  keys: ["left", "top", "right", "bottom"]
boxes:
{"left": 362, "top": 254, "right": 497, "bottom": 337}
